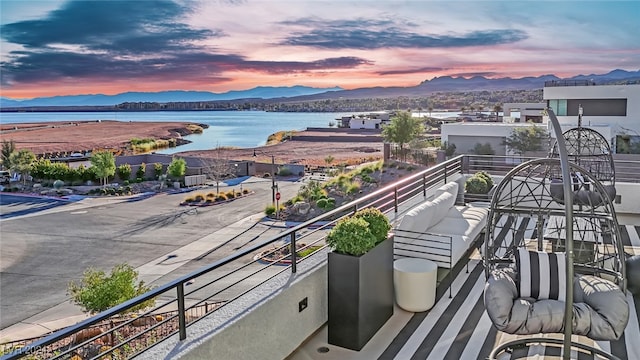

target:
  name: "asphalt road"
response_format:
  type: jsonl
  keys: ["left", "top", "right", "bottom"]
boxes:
{"left": 0, "top": 177, "right": 304, "bottom": 329}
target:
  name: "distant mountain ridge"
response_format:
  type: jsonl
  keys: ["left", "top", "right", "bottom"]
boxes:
{"left": 0, "top": 85, "right": 343, "bottom": 108}
{"left": 1, "top": 69, "right": 638, "bottom": 108}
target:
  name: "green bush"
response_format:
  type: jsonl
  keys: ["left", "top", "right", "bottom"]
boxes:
{"left": 326, "top": 217, "right": 377, "bottom": 256}
{"left": 136, "top": 163, "right": 146, "bottom": 180}
{"left": 465, "top": 171, "right": 494, "bottom": 194}
{"left": 68, "top": 263, "right": 155, "bottom": 314}
{"left": 117, "top": 163, "right": 132, "bottom": 181}
{"left": 344, "top": 181, "right": 361, "bottom": 195}
{"left": 154, "top": 162, "right": 163, "bottom": 178}
{"left": 360, "top": 174, "right": 375, "bottom": 183}
{"left": 351, "top": 207, "right": 391, "bottom": 245}
{"left": 474, "top": 171, "right": 494, "bottom": 189}
{"left": 326, "top": 208, "right": 390, "bottom": 256}
{"left": 264, "top": 204, "right": 276, "bottom": 216}
{"left": 465, "top": 176, "right": 489, "bottom": 194}
{"left": 317, "top": 197, "right": 337, "bottom": 210}
{"left": 167, "top": 157, "right": 186, "bottom": 179}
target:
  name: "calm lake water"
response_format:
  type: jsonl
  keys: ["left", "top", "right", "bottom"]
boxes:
{"left": 0, "top": 110, "right": 460, "bottom": 153}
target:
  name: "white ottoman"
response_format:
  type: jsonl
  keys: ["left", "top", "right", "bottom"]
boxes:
{"left": 394, "top": 258, "right": 438, "bottom": 312}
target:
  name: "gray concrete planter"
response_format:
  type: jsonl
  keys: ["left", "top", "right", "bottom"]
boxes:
{"left": 327, "top": 237, "right": 394, "bottom": 351}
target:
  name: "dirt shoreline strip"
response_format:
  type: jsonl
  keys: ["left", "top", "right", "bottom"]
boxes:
{"left": 1, "top": 120, "right": 200, "bottom": 155}
{"left": 1, "top": 121, "right": 384, "bottom": 166}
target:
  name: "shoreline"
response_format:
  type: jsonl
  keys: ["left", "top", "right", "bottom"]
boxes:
{"left": 1, "top": 120, "right": 207, "bottom": 156}
{"left": 2, "top": 121, "right": 385, "bottom": 167}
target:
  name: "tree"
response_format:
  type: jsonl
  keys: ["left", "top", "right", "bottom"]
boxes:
{"left": 382, "top": 111, "right": 424, "bottom": 161}
{"left": 1, "top": 139, "right": 16, "bottom": 170}
{"left": 67, "top": 263, "right": 154, "bottom": 314}
{"left": 91, "top": 151, "right": 116, "bottom": 186}
{"left": 441, "top": 141, "right": 457, "bottom": 158}
{"left": 9, "top": 149, "right": 36, "bottom": 185}
{"left": 503, "top": 125, "right": 549, "bottom": 158}
{"left": 200, "top": 150, "right": 233, "bottom": 193}
{"left": 493, "top": 104, "right": 503, "bottom": 122}
{"left": 167, "top": 157, "right": 186, "bottom": 179}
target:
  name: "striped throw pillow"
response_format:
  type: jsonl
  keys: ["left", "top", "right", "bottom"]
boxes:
{"left": 515, "top": 249, "right": 567, "bottom": 301}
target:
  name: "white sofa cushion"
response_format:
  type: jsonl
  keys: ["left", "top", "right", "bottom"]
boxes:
{"left": 398, "top": 200, "right": 436, "bottom": 233}
{"left": 434, "top": 181, "right": 458, "bottom": 199}
{"left": 429, "top": 206, "right": 487, "bottom": 266}
{"left": 394, "top": 182, "right": 489, "bottom": 268}
{"left": 430, "top": 191, "right": 456, "bottom": 226}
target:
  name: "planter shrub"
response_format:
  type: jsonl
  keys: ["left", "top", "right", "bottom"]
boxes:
{"left": 326, "top": 208, "right": 393, "bottom": 350}
{"left": 465, "top": 176, "right": 488, "bottom": 194}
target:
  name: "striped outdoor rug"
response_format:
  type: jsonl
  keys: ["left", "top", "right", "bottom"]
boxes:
{"left": 380, "top": 224, "right": 640, "bottom": 360}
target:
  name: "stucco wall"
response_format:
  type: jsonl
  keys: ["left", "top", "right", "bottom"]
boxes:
{"left": 140, "top": 252, "right": 329, "bottom": 360}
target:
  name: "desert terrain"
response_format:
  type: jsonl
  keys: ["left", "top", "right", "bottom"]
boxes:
{"left": 0, "top": 120, "right": 199, "bottom": 156}
{"left": 1, "top": 121, "right": 384, "bottom": 166}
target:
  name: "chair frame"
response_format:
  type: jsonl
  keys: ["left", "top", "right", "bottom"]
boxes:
{"left": 485, "top": 109, "right": 626, "bottom": 360}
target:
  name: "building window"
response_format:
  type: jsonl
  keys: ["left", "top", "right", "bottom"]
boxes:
{"left": 566, "top": 99, "right": 627, "bottom": 116}
{"left": 548, "top": 99, "right": 567, "bottom": 116}
{"left": 548, "top": 99, "right": 627, "bottom": 116}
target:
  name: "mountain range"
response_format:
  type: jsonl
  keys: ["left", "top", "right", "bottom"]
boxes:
{"left": 1, "top": 69, "right": 638, "bottom": 108}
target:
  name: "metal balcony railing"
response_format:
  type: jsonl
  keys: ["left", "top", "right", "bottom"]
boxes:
{"left": 2, "top": 154, "right": 639, "bottom": 359}
{"left": 1, "top": 157, "right": 465, "bottom": 360}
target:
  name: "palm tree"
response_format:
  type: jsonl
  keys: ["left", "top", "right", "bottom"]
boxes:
{"left": 428, "top": 106, "right": 433, "bottom": 118}
{"left": 493, "top": 104, "right": 503, "bottom": 122}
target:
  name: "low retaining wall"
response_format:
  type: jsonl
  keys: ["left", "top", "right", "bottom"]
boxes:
{"left": 140, "top": 250, "right": 329, "bottom": 360}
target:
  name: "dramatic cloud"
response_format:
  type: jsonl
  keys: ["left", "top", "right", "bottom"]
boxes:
{"left": 280, "top": 17, "right": 527, "bottom": 49}
{"left": 1, "top": 1, "right": 216, "bottom": 53}
{"left": 1, "top": 0, "right": 636, "bottom": 97}
{"left": 0, "top": 0, "right": 373, "bottom": 88}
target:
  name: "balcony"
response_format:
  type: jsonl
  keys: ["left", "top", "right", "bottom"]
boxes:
{"left": 3, "top": 155, "right": 639, "bottom": 360}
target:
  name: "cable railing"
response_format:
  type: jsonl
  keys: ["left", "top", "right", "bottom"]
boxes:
{"left": 2, "top": 154, "right": 638, "bottom": 359}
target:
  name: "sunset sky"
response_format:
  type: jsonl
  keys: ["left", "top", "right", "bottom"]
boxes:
{"left": 1, "top": 0, "right": 638, "bottom": 99}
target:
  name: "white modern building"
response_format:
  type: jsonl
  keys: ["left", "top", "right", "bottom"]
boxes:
{"left": 338, "top": 112, "right": 390, "bottom": 129}
{"left": 442, "top": 83, "right": 639, "bottom": 156}
{"left": 349, "top": 117, "right": 383, "bottom": 129}
{"left": 544, "top": 82, "right": 640, "bottom": 153}
{"left": 502, "top": 102, "right": 546, "bottom": 123}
